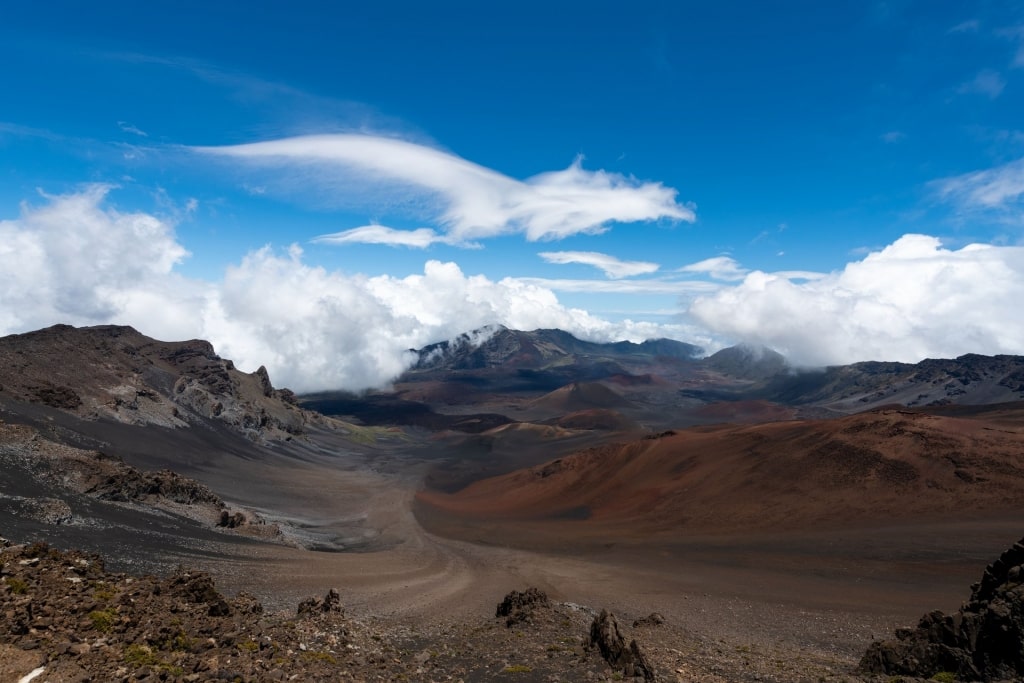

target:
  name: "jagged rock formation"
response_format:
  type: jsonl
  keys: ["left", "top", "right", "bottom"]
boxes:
{"left": 859, "top": 535, "right": 1024, "bottom": 681}
{"left": 298, "top": 588, "right": 343, "bottom": 616}
{"left": 495, "top": 587, "right": 550, "bottom": 626}
{"left": 0, "top": 324, "right": 318, "bottom": 443}
{"left": 589, "top": 609, "right": 656, "bottom": 681}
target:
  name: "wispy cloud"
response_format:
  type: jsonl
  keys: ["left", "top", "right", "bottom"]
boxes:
{"left": 314, "top": 224, "right": 469, "bottom": 249}
{"left": 117, "top": 121, "right": 148, "bottom": 137}
{"left": 948, "top": 19, "right": 980, "bottom": 34}
{"left": 0, "top": 121, "right": 66, "bottom": 142}
{"left": 538, "top": 250, "right": 659, "bottom": 278}
{"left": 880, "top": 130, "right": 906, "bottom": 144}
{"left": 194, "top": 134, "right": 695, "bottom": 244}
{"left": 678, "top": 255, "right": 749, "bottom": 281}
{"left": 518, "top": 277, "right": 719, "bottom": 295}
{"left": 957, "top": 69, "right": 1006, "bottom": 98}
{"left": 933, "top": 156, "right": 1024, "bottom": 215}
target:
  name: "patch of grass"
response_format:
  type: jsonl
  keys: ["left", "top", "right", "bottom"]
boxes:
{"left": 91, "top": 581, "right": 116, "bottom": 602}
{"left": 124, "top": 644, "right": 161, "bottom": 667}
{"left": 237, "top": 639, "right": 259, "bottom": 653}
{"left": 5, "top": 577, "right": 28, "bottom": 594}
{"left": 931, "top": 674, "right": 957, "bottom": 683}
{"left": 503, "top": 664, "right": 533, "bottom": 673}
{"left": 161, "top": 631, "right": 193, "bottom": 652}
{"left": 301, "top": 650, "right": 337, "bottom": 665}
{"left": 88, "top": 607, "right": 118, "bottom": 633}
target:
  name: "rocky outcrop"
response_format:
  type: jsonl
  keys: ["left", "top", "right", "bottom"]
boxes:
{"left": 298, "top": 588, "right": 343, "bottom": 617}
{"left": 589, "top": 609, "right": 656, "bottom": 681}
{"left": 495, "top": 587, "right": 550, "bottom": 626}
{"left": 859, "top": 535, "right": 1024, "bottom": 681}
{"left": 0, "top": 324, "right": 323, "bottom": 443}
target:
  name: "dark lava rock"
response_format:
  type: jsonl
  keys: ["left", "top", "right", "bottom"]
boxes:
{"left": 495, "top": 587, "right": 550, "bottom": 627}
{"left": 859, "top": 536, "right": 1024, "bottom": 681}
{"left": 633, "top": 612, "right": 666, "bottom": 628}
{"left": 589, "top": 609, "right": 656, "bottom": 681}
{"left": 298, "top": 588, "right": 343, "bottom": 616}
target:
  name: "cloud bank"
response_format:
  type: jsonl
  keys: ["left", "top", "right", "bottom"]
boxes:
{"left": 0, "top": 186, "right": 694, "bottom": 392}
{"left": 6, "top": 188, "right": 1023, "bottom": 391}
{"left": 195, "top": 134, "right": 695, "bottom": 244}
{"left": 690, "top": 234, "right": 1024, "bottom": 366}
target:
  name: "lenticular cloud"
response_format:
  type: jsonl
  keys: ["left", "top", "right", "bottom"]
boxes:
{"left": 689, "top": 234, "right": 1024, "bottom": 366}
{"left": 194, "top": 134, "right": 695, "bottom": 244}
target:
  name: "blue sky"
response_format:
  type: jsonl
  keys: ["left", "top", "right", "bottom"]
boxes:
{"left": 2, "top": 1, "right": 1024, "bottom": 391}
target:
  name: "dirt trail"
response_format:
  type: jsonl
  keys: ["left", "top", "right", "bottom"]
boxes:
{"left": 195, "top": 468, "right": 1019, "bottom": 666}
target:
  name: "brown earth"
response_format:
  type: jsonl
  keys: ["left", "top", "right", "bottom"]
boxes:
{"left": 416, "top": 406, "right": 1024, "bottom": 540}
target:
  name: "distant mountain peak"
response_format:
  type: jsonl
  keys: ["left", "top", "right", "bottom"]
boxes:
{"left": 408, "top": 327, "right": 702, "bottom": 373}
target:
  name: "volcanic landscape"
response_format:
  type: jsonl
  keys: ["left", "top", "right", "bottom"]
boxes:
{"left": 2, "top": 323, "right": 1024, "bottom": 682}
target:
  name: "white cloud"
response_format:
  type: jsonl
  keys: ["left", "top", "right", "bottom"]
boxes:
{"left": 0, "top": 185, "right": 196, "bottom": 338}
{"left": 933, "top": 156, "right": 1024, "bottom": 214}
{"left": 956, "top": 69, "right": 1006, "bottom": 98}
{"left": 538, "top": 250, "right": 659, "bottom": 278}
{"left": 313, "top": 224, "right": 469, "bottom": 249}
{"left": 0, "top": 187, "right": 692, "bottom": 392}
{"left": 948, "top": 19, "right": 980, "bottom": 34}
{"left": 194, "top": 134, "right": 695, "bottom": 243}
{"left": 117, "top": 121, "right": 148, "bottom": 137}
{"left": 518, "top": 277, "right": 719, "bottom": 295}
{"left": 690, "top": 234, "right": 1024, "bottom": 366}
{"left": 678, "top": 255, "right": 749, "bottom": 281}
{"left": 880, "top": 130, "right": 906, "bottom": 144}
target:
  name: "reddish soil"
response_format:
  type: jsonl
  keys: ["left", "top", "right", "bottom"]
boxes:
{"left": 417, "top": 407, "right": 1024, "bottom": 538}
{"left": 693, "top": 399, "right": 797, "bottom": 423}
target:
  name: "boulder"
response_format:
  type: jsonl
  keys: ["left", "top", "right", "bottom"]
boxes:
{"left": 589, "top": 609, "right": 655, "bottom": 681}
{"left": 495, "top": 587, "right": 549, "bottom": 627}
{"left": 859, "top": 536, "right": 1024, "bottom": 681}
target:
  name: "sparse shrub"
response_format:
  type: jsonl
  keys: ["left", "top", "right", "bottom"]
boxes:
{"left": 93, "top": 584, "right": 116, "bottom": 602}
{"left": 301, "top": 650, "right": 337, "bottom": 665}
{"left": 5, "top": 577, "right": 28, "bottom": 594}
{"left": 25, "top": 541, "right": 49, "bottom": 557}
{"left": 237, "top": 639, "right": 259, "bottom": 652}
{"left": 88, "top": 607, "right": 118, "bottom": 633}
{"left": 161, "top": 631, "right": 192, "bottom": 652}
{"left": 124, "top": 643, "right": 160, "bottom": 667}
{"left": 931, "top": 674, "right": 957, "bottom": 683}
{"left": 503, "top": 664, "right": 533, "bottom": 673}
